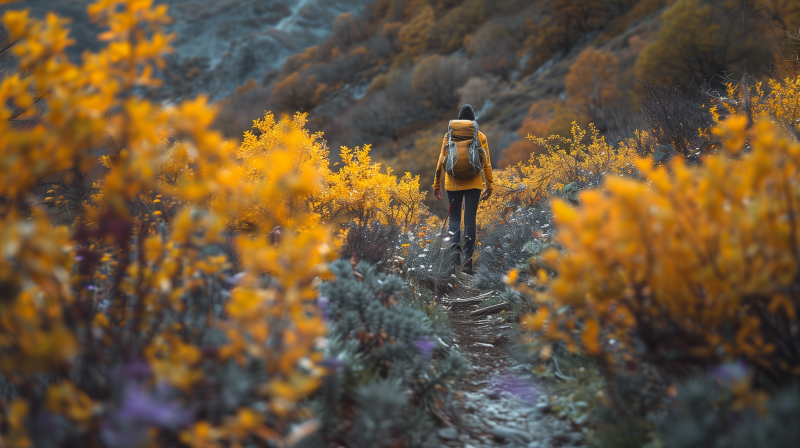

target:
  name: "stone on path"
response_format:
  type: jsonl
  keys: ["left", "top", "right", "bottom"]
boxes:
{"left": 490, "top": 426, "right": 533, "bottom": 444}
{"left": 437, "top": 427, "right": 458, "bottom": 441}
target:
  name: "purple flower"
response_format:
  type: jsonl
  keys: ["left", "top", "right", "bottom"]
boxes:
{"left": 708, "top": 360, "right": 748, "bottom": 383}
{"left": 101, "top": 384, "right": 192, "bottom": 448}
{"left": 118, "top": 385, "right": 192, "bottom": 428}
{"left": 414, "top": 337, "right": 436, "bottom": 361}
{"left": 121, "top": 359, "right": 151, "bottom": 381}
{"left": 318, "top": 295, "right": 331, "bottom": 321}
{"left": 320, "top": 356, "right": 342, "bottom": 370}
{"left": 87, "top": 285, "right": 95, "bottom": 290}
{"left": 491, "top": 374, "right": 539, "bottom": 403}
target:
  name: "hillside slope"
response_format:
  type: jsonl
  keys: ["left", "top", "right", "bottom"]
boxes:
{"left": 19, "top": 0, "right": 372, "bottom": 100}
{"left": 216, "top": 0, "right": 798, "bottom": 214}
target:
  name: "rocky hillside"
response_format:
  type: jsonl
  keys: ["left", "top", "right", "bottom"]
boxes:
{"left": 213, "top": 0, "right": 797, "bottom": 213}
{"left": 19, "top": 0, "right": 372, "bottom": 100}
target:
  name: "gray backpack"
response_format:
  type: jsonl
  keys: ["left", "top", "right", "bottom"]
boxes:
{"left": 444, "top": 120, "right": 485, "bottom": 180}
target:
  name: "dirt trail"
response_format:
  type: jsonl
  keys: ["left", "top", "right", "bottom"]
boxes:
{"left": 434, "top": 286, "right": 587, "bottom": 448}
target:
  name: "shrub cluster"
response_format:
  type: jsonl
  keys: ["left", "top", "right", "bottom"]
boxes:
{"left": 525, "top": 117, "right": 800, "bottom": 387}
{"left": 508, "top": 74, "right": 800, "bottom": 446}
{"left": 0, "top": 2, "right": 436, "bottom": 446}
{"left": 480, "top": 122, "right": 643, "bottom": 229}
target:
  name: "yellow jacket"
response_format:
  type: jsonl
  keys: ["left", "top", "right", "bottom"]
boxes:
{"left": 432, "top": 131, "right": 493, "bottom": 191}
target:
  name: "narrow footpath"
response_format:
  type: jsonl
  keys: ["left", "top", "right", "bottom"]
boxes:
{"left": 434, "top": 287, "right": 588, "bottom": 448}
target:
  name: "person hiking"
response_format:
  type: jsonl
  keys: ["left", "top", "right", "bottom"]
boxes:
{"left": 432, "top": 104, "right": 493, "bottom": 276}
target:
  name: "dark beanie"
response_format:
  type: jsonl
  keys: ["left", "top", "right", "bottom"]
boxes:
{"left": 458, "top": 104, "right": 476, "bottom": 121}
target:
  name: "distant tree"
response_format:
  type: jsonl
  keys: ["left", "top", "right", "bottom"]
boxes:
{"left": 411, "top": 54, "right": 467, "bottom": 110}
{"left": 521, "top": 0, "right": 609, "bottom": 75}
{"left": 327, "top": 13, "right": 366, "bottom": 50}
{"left": 271, "top": 72, "right": 326, "bottom": 113}
{"left": 398, "top": 5, "right": 435, "bottom": 56}
{"left": 432, "top": 0, "right": 489, "bottom": 53}
{"left": 405, "top": 0, "right": 434, "bottom": 17}
{"left": 457, "top": 76, "right": 500, "bottom": 113}
{"left": 350, "top": 70, "right": 421, "bottom": 142}
{"left": 565, "top": 47, "right": 623, "bottom": 124}
{"left": 465, "top": 25, "right": 520, "bottom": 80}
{"left": 635, "top": 0, "right": 773, "bottom": 85}
{"left": 349, "top": 90, "right": 410, "bottom": 142}
{"left": 381, "top": 22, "right": 404, "bottom": 53}
{"left": 753, "top": 0, "right": 800, "bottom": 75}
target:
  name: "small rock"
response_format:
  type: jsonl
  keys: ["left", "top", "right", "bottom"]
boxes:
{"left": 464, "top": 444, "right": 476, "bottom": 448}
{"left": 437, "top": 427, "right": 458, "bottom": 441}
{"left": 485, "top": 390, "right": 501, "bottom": 400}
{"left": 463, "top": 402, "right": 478, "bottom": 413}
{"left": 490, "top": 426, "right": 533, "bottom": 444}
{"left": 527, "top": 442, "right": 542, "bottom": 448}
{"left": 574, "top": 413, "right": 589, "bottom": 426}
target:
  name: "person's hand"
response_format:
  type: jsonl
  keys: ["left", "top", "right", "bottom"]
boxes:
{"left": 480, "top": 188, "right": 491, "bottom": 201}
{"left": 434, "top": 187, "right": 442, "bottom": 200}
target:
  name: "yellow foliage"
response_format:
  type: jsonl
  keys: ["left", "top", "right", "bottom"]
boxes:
{"left": 232, "top": 112, "right": 328, "bottom": 230}
{"left": 479, "top": 122, "right": 640, "bottom": 228}
{"left": 0, "top": 1, "right": 332, "bottom": 444}
{"left": 715, "top": 77, "right": 800, "bottom": 136}
{"left": 319, "top": 145, "right": 428, "bottom": 229}
{"left": 529, "top": 122, "right": 637, "bottom": 192}
{"left": 0, "top": 1, "right": 432, "bottom": 442}
{"left": 523, "top": 117, "right": 800, "bottom": 382}
{"left": 318, "top": 145, "right": 394, "bottom": 226}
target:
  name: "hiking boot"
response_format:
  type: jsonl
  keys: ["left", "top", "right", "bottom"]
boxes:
{"left": 461, "top": 256, "right": 475, "bottom": 275}
{"left": 440, "top": 244, "right": 461, "bottom": 277}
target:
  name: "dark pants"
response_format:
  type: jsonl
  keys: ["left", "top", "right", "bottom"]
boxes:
{"left": 447, "top": 189, "right": 481, "bottom": 261}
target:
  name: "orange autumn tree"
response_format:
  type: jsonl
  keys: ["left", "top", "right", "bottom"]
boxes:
{"left": 565, "top": 47, "right": 623, "bottom": 124}
{"left": 523, "top": 116, "right": 800, "bottom": 385}
{"left": 0, "top": 1, "right": 332, "bottom": 446}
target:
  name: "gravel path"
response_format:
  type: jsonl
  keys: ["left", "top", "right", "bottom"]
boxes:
{"left": 435, "top": 288, "right": 587, "bottom": 448}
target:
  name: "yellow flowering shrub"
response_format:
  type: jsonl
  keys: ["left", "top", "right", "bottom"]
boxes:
{"left": 529, "top": 122, "right": 640, "bottom": 192}
{"left": 712, "top": 77, "right": 800, "bottom": 136}
{"left": 479, "top": 122, "right": 641, "bottom": 228}
{"left": 230, "top": 111, "right": 329, "bottom": 230}
{"left": 523, "top": 116, "right": 800, "bottom": 385}
{"left": 319, "top": 144, "right": 428, "bottom": 229}
{"left": 0, "top": 1, "right": 331, "bottom": 446}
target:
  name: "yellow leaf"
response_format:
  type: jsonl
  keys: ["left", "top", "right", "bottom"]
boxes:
{"left": 581, "top": 319, "right": 601, "bottom": 356}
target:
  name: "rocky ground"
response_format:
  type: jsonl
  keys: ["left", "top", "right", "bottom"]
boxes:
{"left": 437, "top": 288, "right": 586, "bottom": 448}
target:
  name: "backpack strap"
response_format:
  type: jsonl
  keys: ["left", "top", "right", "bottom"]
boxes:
{"left": 471, "top": 121, "right": 485, "bottom": 159}
{"left": 447, "top": 120, "right": 454, "bottom": 146}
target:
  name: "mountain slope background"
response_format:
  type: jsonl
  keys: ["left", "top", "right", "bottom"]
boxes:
{"left": 215, "top": 0, "right": 799, "bottom": 214}
{"left": 18, "top": 0, "right": 373, "bottom": 100}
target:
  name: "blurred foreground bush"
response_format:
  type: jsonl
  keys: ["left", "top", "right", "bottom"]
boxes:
{"left": 524, "top": 116, "right": 800, "bottom": 389}
{"left": 0, "top": 1, "right": 430, "bottom": 446}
